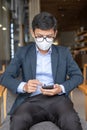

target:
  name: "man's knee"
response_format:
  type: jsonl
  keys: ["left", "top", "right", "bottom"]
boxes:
{"left": 10, "top": 114, "right": 33, "bottom": 130}
{"left": 57, "top": 112, "right": 82, "bottom": 130}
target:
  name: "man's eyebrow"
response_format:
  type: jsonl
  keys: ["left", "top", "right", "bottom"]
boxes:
{"left": 34, "top": 32, "right": 42, "bottom": 35}
{"left": 35, "top": 33, "right": 54, "bottom": 36}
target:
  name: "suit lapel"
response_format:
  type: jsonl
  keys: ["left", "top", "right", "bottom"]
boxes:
{"left": 51, "top": 45, "right": 59, "bottom": 82}
{"left": 29, "top": 45, "right": 37, "bottom": 79}
{"left": 28, "top": 44, "right": 59, "bottom": 81}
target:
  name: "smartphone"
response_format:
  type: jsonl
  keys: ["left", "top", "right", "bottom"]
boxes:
{"left": 42, "top": 85, "right": 54, "bottom": 89}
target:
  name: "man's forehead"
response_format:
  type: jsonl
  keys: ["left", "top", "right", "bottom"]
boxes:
{"left": 34, "top": 28, "right": 55, "bottom": 35}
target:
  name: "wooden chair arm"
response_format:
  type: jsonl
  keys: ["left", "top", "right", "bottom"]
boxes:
{"left": 0, "top": 85, "right": 6, "bottom": 97}
{"left": 0, "top": 65, "right": 5, "bottom": 74}
{"left": 78, "top": 84, "right": 87, "bottom": 95}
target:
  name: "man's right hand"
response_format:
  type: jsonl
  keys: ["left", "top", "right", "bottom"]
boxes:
{"left": 23, "top": 79, "right": 42, "bottom": 93}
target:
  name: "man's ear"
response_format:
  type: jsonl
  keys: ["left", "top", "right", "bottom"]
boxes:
{"left": 54, "top": 30, "right": 58, "bottom": 37}
{"left": 30, "top": 29, "right": 34, "bottom": 38}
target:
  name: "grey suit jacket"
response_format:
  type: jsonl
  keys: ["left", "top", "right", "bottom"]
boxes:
{"left": 0, "top": 42, "right": 83, "bottom": 114}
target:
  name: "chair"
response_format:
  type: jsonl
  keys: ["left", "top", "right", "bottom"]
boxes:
{"left": 78, "top": 64, "right": 87, "bottom": 121}
{"left": 30, "top": 121, "right": 60, "bottom": 130}
{"left": 0, "top": 65, "right": 7, "bottom": 126}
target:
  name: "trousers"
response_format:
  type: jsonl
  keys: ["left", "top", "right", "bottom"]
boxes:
{"left": 10, "top": 94, "right": 82, "bottom": 130}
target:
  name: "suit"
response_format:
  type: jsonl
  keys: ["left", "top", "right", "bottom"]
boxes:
{"left": 0, "top": 42, "right": 83, "bottom": 114}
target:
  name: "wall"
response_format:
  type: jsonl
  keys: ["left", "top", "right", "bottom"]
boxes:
{"left": 0, "top": 0, "right": 10, "bottom": 66}
{"left": 59, "top": 31, "right": 77, "bottom": 48}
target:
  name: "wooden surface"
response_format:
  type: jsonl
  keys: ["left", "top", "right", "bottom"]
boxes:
{"left": 0, "top": 65, "right": 7, "bottom": 126}
{"left": 78, "top": 84, "right": 87, "bottom": 95}
{"left": 0, "top": 86, "right": 5, "bottom": 97}
{"left": 78, "top": 64, "right": 87, "bottom": 121}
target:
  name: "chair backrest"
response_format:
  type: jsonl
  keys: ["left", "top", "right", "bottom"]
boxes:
{"left": 83, "top": 64, "right": 87, "bottom": 85}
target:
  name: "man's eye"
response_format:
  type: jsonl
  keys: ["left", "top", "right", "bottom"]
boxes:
{"left": 47, "top": 36, "right": 54, "bottom": 38}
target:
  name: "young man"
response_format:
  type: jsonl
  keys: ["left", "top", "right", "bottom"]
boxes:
{"left": 0, "top": 12, "right": 83, "bottom": 130}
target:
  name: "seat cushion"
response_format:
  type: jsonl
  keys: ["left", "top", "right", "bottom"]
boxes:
{"left": 30, "top": 121, "right": 60, "bottom": 130}
{"left": 30, "top": 119, "right": 87, "bottom": 130}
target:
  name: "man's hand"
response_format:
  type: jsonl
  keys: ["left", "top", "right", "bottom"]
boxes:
{"left": 23, "top": 79, "right": 42, "bottom": 93}
{"left": 40, "top": 84, "right": 62, "bottom": 96}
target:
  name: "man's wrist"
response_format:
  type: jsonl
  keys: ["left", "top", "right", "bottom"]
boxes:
{"left": 23, "top": 83, "right": 27, "bottom": 92}
{"left": 17, "top": 82, "right": 26, "bottom": 93}
{"left": 55, "top": 84, "right": 65, "bottom": 95}
{"left": 59, "top": 84, "right": 65, "bottom": 94}
{"left": 54, "top": 84, "right": 63, "bottom": 94}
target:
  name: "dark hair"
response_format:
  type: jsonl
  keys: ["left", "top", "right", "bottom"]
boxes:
{"left": 32, "top": 12, "right": 57, "bottom": 31}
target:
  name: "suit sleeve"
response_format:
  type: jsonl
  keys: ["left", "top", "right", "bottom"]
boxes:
{"left": 62, "top": 48, "right": 84, "bottom": 95}
{"left": 0, "top": 48, "right": 23, "bottom": 94}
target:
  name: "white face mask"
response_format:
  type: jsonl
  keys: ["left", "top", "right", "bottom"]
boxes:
{"left": 35, "top": 39, "right": 53, "bottom": 51}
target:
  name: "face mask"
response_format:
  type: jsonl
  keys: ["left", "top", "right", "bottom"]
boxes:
{"left": 35, "top": 39, "right": 53, "bottom": 51}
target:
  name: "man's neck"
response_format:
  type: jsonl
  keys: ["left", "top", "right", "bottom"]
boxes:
{"left": 38, "top": 48, "right": 49, "bottom": 54}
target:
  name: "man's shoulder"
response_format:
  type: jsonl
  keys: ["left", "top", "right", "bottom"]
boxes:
{"left": 52, "top": 44, "right": 69, "bottom": 52}
{"left": 17, "top": 42, "right": 35, "bottom": 52}
{"left": 14, "top": 42, "right": 36, "bottom": 59}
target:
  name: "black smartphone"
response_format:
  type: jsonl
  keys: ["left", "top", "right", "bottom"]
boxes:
{"left": 42, "top": 85, "right": 54, "bottom": 89}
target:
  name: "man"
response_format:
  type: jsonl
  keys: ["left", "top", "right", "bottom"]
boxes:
{"left": 0, "top": 12, "right": 83, "bottom": 130}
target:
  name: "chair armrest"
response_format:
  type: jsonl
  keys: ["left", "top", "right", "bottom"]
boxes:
{"left": 0, "top": 85, "right": 6, "bottom": 96}
{"left": 78, "top": 84, "right": 87, "bottom": 95}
